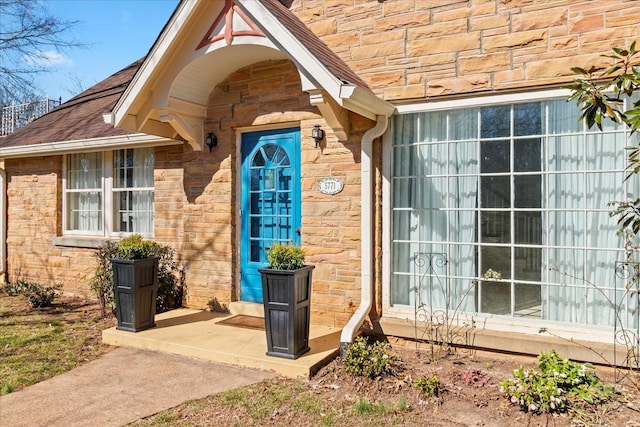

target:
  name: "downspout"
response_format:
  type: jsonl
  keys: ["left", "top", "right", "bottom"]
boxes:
{"left": 340, "top": 114, "right": 388, "bottom": 355}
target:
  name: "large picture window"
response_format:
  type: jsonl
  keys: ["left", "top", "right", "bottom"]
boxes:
{"left": 64, "top": 147, "right": 154, "bottom": 237}
{"left": 390, "top": 97, "right": 638, "bottom": 328}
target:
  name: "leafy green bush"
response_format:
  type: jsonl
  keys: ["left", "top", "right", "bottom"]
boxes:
{"left": 154, "top": 243, "right": 183, "bottom": 313}
{"left": 1, "top": 281, "right": 24, "bottom": 296}
{"left": 90, "top": 240, "right": 119, "bottom": 315}
{"left": 90, "top": 236, "right": 183, "bottom": 316}
{"left": 413, "top": 374, "right": 442, "bottom": 397}
{"left": 500, "top": 350, "right": 617, "bottom": 414}
{"left": 4, "top": 280, "right": 62, "bottom": 308}
{"left": 267, "top": 243, "right": 305, "bottom": 270}
{"left": 116, "top": 234, "right": 158, "bottom": 260}
{"left": 342, "top": 336, "right": 400, "bottom": 378}
{"left": 23, "top": 282, "right": 62, "bottom": 308}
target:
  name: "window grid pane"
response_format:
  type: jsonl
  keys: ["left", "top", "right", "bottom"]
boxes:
{"left": 113, "top": 148, "right": 155, "bottom": 234}
{"left": 390, "top": 98, "right": 629, "bottom": 328}
{"left": 66, "top": 153, "right": 103, "bottom": 232}
{"left": 65, "top": 148, "right": 154, "bottom": 236}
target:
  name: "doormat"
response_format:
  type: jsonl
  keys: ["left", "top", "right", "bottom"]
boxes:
{"left": 217, "top": 315, "right": 265, "bottom": 331}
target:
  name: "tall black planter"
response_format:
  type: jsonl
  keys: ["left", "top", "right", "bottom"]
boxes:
{"left": 259, "top": 265, "right": 314, "bottom": 359}
{"left": 112, "top": 257, "right": 159, "bottom": 332}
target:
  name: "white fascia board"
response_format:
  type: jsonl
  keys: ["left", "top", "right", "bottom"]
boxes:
{"left": 0, "top": 134, "right": 182, "bottom": 159}
{"left": 110, "top": 1, "right": 195, "bottom": 127}
{"left": 341, "top": 85, "right": 396, "bottom": 119}
{"left": 396, "top": 88, "right": 574, "bottom": 114}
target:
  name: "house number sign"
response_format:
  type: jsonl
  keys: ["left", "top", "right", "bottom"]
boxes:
{"left": 318, "top": 177, "right": 344, "bottom": 195}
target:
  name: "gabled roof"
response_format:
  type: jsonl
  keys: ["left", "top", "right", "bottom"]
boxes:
{"left": 0, "top": 60, "right": 141, "bottom": 149}
{"left": 109, "top": 0, "right": 394, "bottom": 149}
{"left": 1, "top": 0, "right": 393, "bottom": 156}
{"left": 257, "top": 0, "right": 369, "bottom": 90}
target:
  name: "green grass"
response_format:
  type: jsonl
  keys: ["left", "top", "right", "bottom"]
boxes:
{"left": 354, "top": 398, "right": 394, "bottom": 416}
{"left": 131, "top": 377, "right": 410, "bottom": 427}
{"left": 0, "top": 294, "right": 110, "bottom": 395}
{"left": 291, "top": 391, "right": 324, "bottom": 413}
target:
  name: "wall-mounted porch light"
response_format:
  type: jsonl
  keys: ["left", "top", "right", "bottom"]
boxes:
{"left": 311, "top": 124, "right": 325, "bottom": 147}
{"left": 205, "top": 132, "right": 217, "bottom": 152}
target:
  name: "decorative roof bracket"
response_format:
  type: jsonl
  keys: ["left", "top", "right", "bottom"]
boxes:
{"left": 308, "top": 89, "right": 349, "bottom": 142}
{"left": 157, "top": 109, "right": 203, "bottom": 151}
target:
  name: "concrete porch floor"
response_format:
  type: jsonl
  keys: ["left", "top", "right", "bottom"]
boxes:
{"left": 102, "top": 307, "right": 342, "bottom": 379}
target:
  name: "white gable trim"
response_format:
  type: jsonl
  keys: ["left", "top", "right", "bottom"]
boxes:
{"left": 110, "top": 1, "right": 197, "bottom": 128}
{"left": 107, "top": 0, "right": 394, "bottom": 149}
{"left": 237, "top": 1, "right": 394, "bottom": 119}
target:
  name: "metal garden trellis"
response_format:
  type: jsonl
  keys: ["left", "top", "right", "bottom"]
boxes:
{"left": 614, "top": 261, "right": 640, "bottom": 384}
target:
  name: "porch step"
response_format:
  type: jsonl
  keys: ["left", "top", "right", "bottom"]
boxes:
{"left": 229, "top": 301, "right": 264, "bottom": 317}
{"left": 102, "top": 308, "right": 341, "bottom": 379}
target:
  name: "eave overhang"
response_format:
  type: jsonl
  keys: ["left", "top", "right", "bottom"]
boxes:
{"left": 0, "top": 134, "right": 181, "bottom": 160}
{"left": 106, "top": 0, "right": 394, "bottom": 150}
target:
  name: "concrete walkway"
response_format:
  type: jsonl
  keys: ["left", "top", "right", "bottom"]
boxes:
{"left": 0, "top": 347, "right": 274, "bottom": 427}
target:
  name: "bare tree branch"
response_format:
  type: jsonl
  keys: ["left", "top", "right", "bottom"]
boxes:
{"left": 0, "top": 0, "right": 84, "bottom": 104}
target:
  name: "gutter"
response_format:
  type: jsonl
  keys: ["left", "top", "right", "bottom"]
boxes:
{"left": 0, "top": 134, "right": 181, "bottom": 160}
{"left": 339, "top": 114, "right": 389, "bottom": 355}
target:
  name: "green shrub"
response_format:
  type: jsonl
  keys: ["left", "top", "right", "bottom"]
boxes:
{"left": 116, "top": 234, "right": 158, "bottom": 260}
{"left": 1, "top": 281, "right": 24, "bottom": 296}
{"left": 90, "top": 240, "right": 119, "bottom": 315}
{"left": 1, "top": 381, "right": 17, "bottom": 395}
{"left": 343, "top": 336, "right": 400, "bottom": 378}
{"left": 90, "top": 236, "right": 183, "bottom": 316}
{"left": 500, "top": 350, "right": 617, "bottom": 414}
{"left": 5, "top": 280, "right": 62, "bottom": 308}
{"left": 154, "top": 244, "right": 183, "bottom": 313}
{"left": 267, "top": 242, "right": 305, "bottom": 270}
{"left": 413, "top": 374, "right": 442, "bottom": 397}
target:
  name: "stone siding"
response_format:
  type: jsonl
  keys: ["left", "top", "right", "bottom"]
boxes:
{"left": 293, "top": 0, "right": 640, "bottom": 100}
{"left": 4, "top": 157, "right": 96, "bottom": 295}
{"left": 5, "top": 1, "right": 640, "bottom": 331}
{"left": 193, "top": 58, "right": 371, "bottom": 326}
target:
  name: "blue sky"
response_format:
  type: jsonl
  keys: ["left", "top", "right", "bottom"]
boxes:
{"left": 37, "top": 0, "right": 179, "bottom": 102}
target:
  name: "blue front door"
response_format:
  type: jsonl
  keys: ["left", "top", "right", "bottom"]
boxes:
{"left": 240, "top": 128, "right": 301, "bottom": 303}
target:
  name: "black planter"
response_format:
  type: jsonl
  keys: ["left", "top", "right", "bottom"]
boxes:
{"left": 112, "top": 257, "right": 159, "bottom": 332}
{"left": 259, "top": 265, "right": 314, "bottom": 359}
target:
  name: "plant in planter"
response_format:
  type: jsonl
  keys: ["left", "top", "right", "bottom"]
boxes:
{"left": 259, "top": 242, "right": 315, "bottom": 359}
{"left": 267, "top": 243, "right": 305, "bottom": 270}
{"left": 90, "top": 239, "right": 183, "bottom": 317}
{"left": 111, "top": 234, "right": 160, "bottom": 332}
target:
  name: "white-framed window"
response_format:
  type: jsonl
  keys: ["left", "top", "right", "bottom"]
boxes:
{"left": 63, "top": 147, "right": 154, "bottom": 237}
{"left": 387, "top": 94, "right": 639, "bottom": 329}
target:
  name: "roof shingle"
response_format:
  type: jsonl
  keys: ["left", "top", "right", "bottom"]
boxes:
{"left": 0, "top": 59, "right": 143, "bottom": 148}
{"left": 258, "top": 0, "right": 371, "bottom": 90}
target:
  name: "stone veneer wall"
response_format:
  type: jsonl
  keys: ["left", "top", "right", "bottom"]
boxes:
{"left": 291, "top": 0, "right": 639, "bottom": 100}
{"left": 0, "top": 58, "right": 374, "bottom": 329}
{"left": 4, "top": 157, "right": 96, "bottom": 295}
{"left": 169, "top": 58, "right": 372, "bottom": 327}
{"left": 8, "top": 1, "right": 635, "bottom": 331}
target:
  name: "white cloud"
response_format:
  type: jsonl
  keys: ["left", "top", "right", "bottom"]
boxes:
{"left": 24, "top": 51, "right": 74, "bottom": 68}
